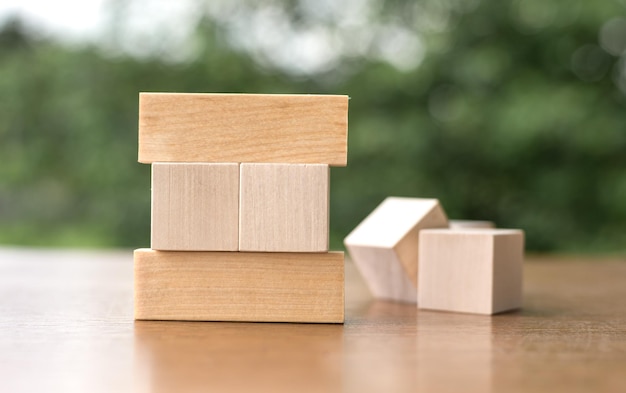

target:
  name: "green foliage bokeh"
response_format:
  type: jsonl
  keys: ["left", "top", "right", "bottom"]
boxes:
{"left": 1, "top": 0, "right": 625, "bottom": 252}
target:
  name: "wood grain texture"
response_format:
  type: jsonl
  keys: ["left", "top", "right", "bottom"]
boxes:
{"left": 2, "top": 247, "right": 626, "bottom": 393}
{"left": 239, "top": 163, "right": 329, "bottom": 252}
{"left": 418, "top": 229, "right": 524, "bottom": 314}
{"left": 138, "top": 93, "right": 349, "bottom": 166}
{"left": 134, "top": 249, "right": 344, "bottom": 323}
{"left": 344, "top": 197, "right": 448, "bottom": 303}
{"left": 151, "top": 163, "right": 239, "bottom": 251}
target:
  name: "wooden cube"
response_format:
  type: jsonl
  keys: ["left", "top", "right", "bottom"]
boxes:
{"left": 239, "top": 163, "right": 329, "bottom": 252}
{"left": 344, "top": 197, "right": 448, "bottom": 303}
{"left": 418, "top": 229, "right": 524, "bottom": 315}
{"left": 138, "top": 93, "right": 349, "bottom": 166}
{"left": 134, "top": 249, "right": 345, "bottom": 323}
{"left": 151, "top": 163, "right": 239, "bottom": 251}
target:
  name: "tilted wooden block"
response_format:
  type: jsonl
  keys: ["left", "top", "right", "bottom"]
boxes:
{"left": 239, "top": 163, "right": 329, "bottom": 252}
{"left": 344, "top": 197, "right": 448, "bottom": 303}
{"left": 418, "top": 229, "right": 524, "bottom": 315}
{"left": 138, "top": 93, "right": 348, "bottom": 166}
{"left": 151, "top": 163, "right": 239, "bottom": 251}
{"left": 449, "top": 220, "right": 495, "bottom": 229}
{"left": 134, "top": 249, "right": 345, "bottom": 323}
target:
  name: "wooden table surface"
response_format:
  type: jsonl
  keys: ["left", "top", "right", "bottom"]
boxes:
{"left": 1, "top": 248, "right": 625, "bottom": 393}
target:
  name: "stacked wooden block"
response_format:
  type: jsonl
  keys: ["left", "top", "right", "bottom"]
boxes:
{"left": 134, "top": 93, "right": 348, "bottom": 323}
{"left": 345, "top": 197, "right": 524, "bottom": 315}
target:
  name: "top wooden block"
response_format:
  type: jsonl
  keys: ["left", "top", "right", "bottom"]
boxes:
{"left": 138, "top": 93, "right": 349, "bottom": 166}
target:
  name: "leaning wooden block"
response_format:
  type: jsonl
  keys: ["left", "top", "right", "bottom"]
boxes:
{"left": 344, "top": 197, "right": 448, "bottom": 303}
{"left": 138, "top": 93, "right": 348, "bottom": 166}
{"left": 151, "top": 163, "right": 239, "bottom": 251}
{"left": 418, "top": 229, "right": 524, "bottom": 315}
{"left": 134, "top": 249, "right": 344, "bottom": 323}
{"left": 449, "top": 220, "right": 495, "bottom": 229}
{"left": 239, "top": 163, "right": 329, "bottom": 252}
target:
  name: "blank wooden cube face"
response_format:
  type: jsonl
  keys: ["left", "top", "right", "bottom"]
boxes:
{"left": 239, "top": 163, "right": 329, "bottom": 252}
{"left": 418, "top": 229, "right": 524, "bottom": 315}
{"left": 151, "top": 163, "right": 239, "bottom": 251}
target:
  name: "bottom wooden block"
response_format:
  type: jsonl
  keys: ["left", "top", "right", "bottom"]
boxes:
{"left": 134, "top": 249, "right": 344, "bottom": 323}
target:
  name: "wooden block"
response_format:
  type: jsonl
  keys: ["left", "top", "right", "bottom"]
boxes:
{"left": 134, "top": 249, "right": 345, "bottom": 323}
{"left": 138, "top": 93, "right": 348, "bottom": 166}
{"left": 151, "top": 163, "right": 239, "bottom": 251}
{"left": 239, "top": 163, "right": 329, "bottom": 252}
{"left": 344, "top": 197, "right": 448, "bottom": 303}
{"left": 449, "top": 220, "right": 495, "bottom": 229}
{"left": 418, "top": 229, "right": 524, "bottom": 315}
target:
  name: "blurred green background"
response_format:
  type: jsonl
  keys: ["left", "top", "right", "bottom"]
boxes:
{"left": 1, "top": 0, "right": 625, "bottom": 252}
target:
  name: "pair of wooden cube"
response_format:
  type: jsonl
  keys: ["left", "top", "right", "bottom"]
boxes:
{"left": 134, "top": 93, "right": 349, "bottom": 323}
{"left": 151, "top": 162, "right": 330, "bottom": 252}
{"left": 344, "top": 197, "right": 524, "bottom": 315}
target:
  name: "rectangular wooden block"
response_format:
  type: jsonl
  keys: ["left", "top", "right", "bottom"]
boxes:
{"left": 151, "top": 163, "right": 239, "bottom": 251}
{"left": 138, "top": 93, "right": 349, "bottom": 166}
{"left": 134, "top": 249, "right": 345, "bottom": 323}
{"left": 417, "top": 229, "right": 524, "bottom": 315}
{"left": 239, "top": 163, "right": 329, "bottom": 252}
